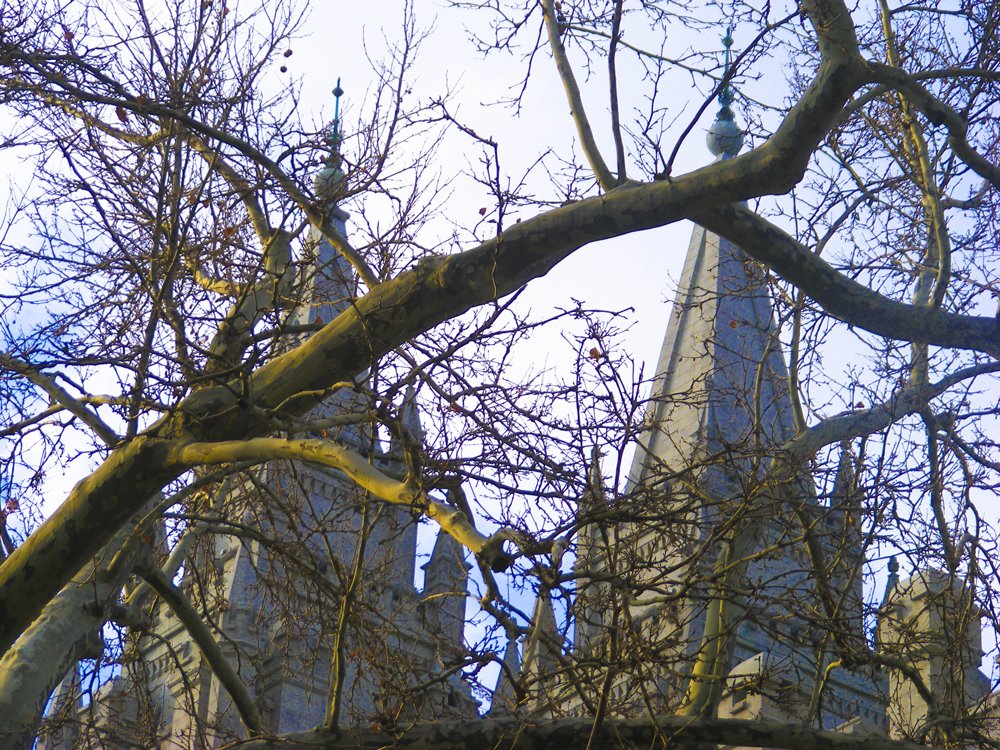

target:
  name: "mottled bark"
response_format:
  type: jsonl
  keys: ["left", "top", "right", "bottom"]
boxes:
{"left": 0, "top": 523, "right": 142, "bottom": 747}
{"left": 2, "top": 0, "right": 999, "bottom": 736}
{"left": 234, "top": 716, "right": 930, "bottom": 750}
{"left": 695, "top": 205, "right": 1000, "bottom": 358}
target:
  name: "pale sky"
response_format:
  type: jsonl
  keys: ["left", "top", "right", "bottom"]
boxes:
{"left": 293, "top": 0, "right": 705, "bottom": 373}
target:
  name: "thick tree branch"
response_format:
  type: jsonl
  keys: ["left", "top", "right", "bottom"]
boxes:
{"left": 694, "top": 204, "right": 1000, "bottom": 358}
{"left": 169, "top": 438, "right": 510, "bottom": 570}
{"left": 607, "top": 0, "right": 626, "bottom": 182}
{"left": 138, "top": 563, "right": 264, "bottom": 736}
{"left": 173, "top": 437, "right": 421, "bottom": 505}
{"left": 204, "top": 229, "right": 295, "bottom": 374}
{"left": 539, "top": 0, "right": 617, "bottom": 190}
{"left": 782, "top": 362, "right": 1000, "bottom": 460}
{"left": 3, "top": 147, "right": 998, "bottom": 658}
{"left": 232, "top": 715, "right": 931, "bottom": 750}
{"left": 0, "top": 522, "right": 142, "bottom": 748}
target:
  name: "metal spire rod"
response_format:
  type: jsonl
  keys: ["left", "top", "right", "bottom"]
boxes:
{"left": 718, "top": 26, "right": 735, "bottom": 118}
{"left": 329, "top": 77, "right": 344, "bottom": 152}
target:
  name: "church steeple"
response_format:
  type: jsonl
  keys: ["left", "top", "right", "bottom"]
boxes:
{"left": 610, "top": 30, "right": 885, "bottom": 730}
{"left": 627, "top": 189, "right": 791, "bottom": 493}
{"left": 487, "top": 630, "right": 524, "bottom": 717}
{"left": 520, "top": 586, "right": 560, "bottom": 714}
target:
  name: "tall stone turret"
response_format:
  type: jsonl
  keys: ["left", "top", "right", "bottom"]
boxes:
{"left": 825, "top": 442, "right": 866, "bottom": 637}
{"left": 296, "top": 83, "right": 354, "bottom": 320}
{"left": 418, "top": 487, "right": 475, "bottom": 717}
{"left": 521, "top": 587, "right": 561, "bottom": 714}
{"left": 421, "top": 510, "right": 471, "bottom": 652}
{"left": 573, "top": 447, "right": 611, "bottom": 650}
{"left": 878, "top": 568, "right": 989, "bottom": 740}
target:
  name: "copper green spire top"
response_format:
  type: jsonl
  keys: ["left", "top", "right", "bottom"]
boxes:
{"left": 315, "top": 78, "right": 346, "bottom": 203}
{"left": 331, "top": 77, "right": 344, "bottom": 149}
{"left": 718, "top": 27, "right": 735, "bottom": 117}
{"left": 706, "top": 26, "right": 744, "bottom": 158}
{"left": 322, "top": 77, "right": 344, "bottom": 153}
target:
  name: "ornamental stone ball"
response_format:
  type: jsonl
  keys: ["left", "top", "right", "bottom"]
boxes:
{"left": 707, "top": 110, "right": 743, "bottom": 158}
{"left": 313, "top": 154, "right": 345, "bottom": 202}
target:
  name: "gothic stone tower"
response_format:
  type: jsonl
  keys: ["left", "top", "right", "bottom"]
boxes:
{"left": 39, "top": 101, "right": 474, "bottom": 749}
{"left": 515, "top": 56, "right": 888, "bottom": 732}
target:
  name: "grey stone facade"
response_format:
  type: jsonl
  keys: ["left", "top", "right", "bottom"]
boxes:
{"left": 506, "top": 195, "right": 990, "bottom": 741}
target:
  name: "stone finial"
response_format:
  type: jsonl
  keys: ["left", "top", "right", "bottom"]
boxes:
{"left": 706, "top": 28, "right": 744, "bottom": 158}
{"left": 881, "top": 555, "right": 900, "bottom": 606}
{"left": 400, "top": 385, "right": 424, "bottom": 444}
{"left": 314, "top": 79, "right": 346, "bottom": 203}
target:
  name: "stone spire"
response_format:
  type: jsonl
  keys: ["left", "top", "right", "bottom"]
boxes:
{"left": 612, "top": 29, "right": 887, "bottom": 730}
{"left": 520, "top": 587, "right": 560, "bottom": 714}
{"left": 288, "top": 81, "right": 359, "bottom": 432}
{"left": 627, "top": 26, "right": 791, "bottom": 495}
{"left": 621, "top": 202, "right": 805, "bottom": 704}
{"left": 573, "top": 447, "right": 610, "bottom": 646}
{"left": 374, "top": 385, "right": 423, "bottom": 596}
{"left": 826, "top": 441, "right": 866, "bottom": 635}
{"left": 389, "top": 385, "right": 424, "bottom": 458}
{"left": 881, "top": 556, "right": 901, "bottom": 607}
{"left": 421, "top": 515, "right": 470, "bottom": 649}
{"left": 626, "top": 193, "right": 793, "bottom": 496}
{"left": 829, "top": 440, "right": 857, "bottom": 508}
{"left": 488, "top": 630, "right": 524, "bottom": 717}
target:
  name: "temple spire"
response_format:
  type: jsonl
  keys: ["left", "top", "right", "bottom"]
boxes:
{"left": 521, "top": 587, "right": 560, "bottom": 712}
{"left": 389, "top": 385, "right": 424, "bottom": 459}
{"left": 293, "top": 79, "right": 354, "bottom": 331}
{"left": 577, "top": 31, "right": 891, "bottom": 730}
{"left": 626, "top": 24, "right": 794, "bottom": 493}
